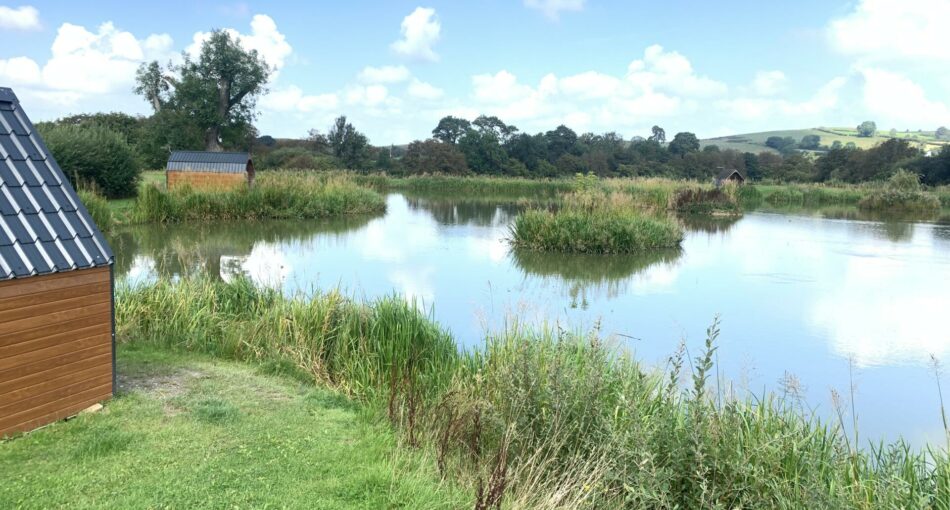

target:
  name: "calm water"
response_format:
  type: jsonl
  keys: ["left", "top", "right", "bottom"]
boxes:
{"left": 110, "top": 193, "right": 950, "bottom": 445}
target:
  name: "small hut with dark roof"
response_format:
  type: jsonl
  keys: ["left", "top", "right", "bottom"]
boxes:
{"left": 714, "top": 168, "right": 745, "bottom": 187}
{"left": 0, "top": 87, "right": 115, "bottom": 437}
{"left": 166, "top": 151, "right": 254, "bottom": 190}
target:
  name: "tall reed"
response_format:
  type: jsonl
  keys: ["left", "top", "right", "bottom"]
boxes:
{"left": 509, "top": 191, "right": 684, "bottom": 254}
{"left": 116, "top": 277, "right": 950, "bottom": 508}
{"left": 131, "top": 173, "right": 385, "bottom": 223}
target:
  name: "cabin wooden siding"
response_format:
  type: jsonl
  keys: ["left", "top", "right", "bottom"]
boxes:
{"left": 0, "top": 266, "right": 114, "bottom": 437}
{"left": 167, "top": 170, "right": 248, "bottom": 190}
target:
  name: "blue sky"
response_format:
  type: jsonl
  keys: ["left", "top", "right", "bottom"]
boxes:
{"left": 1, "top": 0, "right": 948, "bottom": 144}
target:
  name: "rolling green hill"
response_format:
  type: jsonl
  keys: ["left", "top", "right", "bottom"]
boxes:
{"left": 701, "top": 128, "right": 948, "bottom": 154}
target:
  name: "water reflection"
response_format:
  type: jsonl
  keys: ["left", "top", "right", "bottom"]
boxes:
{"left": 512, "top": 248, "right": 682, "bottom": 306}
{"left": 109, "top": 215, "right": 376, "bottom": 283}
{"left": 404, "top": 195, "right": 521, "bottom": 227}
{"left": 679, "top": 214, "right": 742, "bottom": 234}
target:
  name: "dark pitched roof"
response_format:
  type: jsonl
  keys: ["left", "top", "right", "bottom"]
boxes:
{"left": 167, "top": 151, "right": 250, "bottom": 173}
{"left": 0, "top": 87, "right": 113, "bottom": 280}
{"left": 717, "top": 168, "right": 744, "bottom": 180}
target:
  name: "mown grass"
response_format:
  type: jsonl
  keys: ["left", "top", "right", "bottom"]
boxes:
{"left": 109, "top": 277, "right": 950, "bottom": 508}
{"left": 131, "top": 172, "right": 385, "bottom": 223}
{"left": 0, "top": 347, "right": 466, "bottom": 509}
{"left": 510, "top": 191, "right": 684, "bottom": 254}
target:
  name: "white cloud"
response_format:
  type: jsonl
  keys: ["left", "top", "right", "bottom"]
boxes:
{"left": 626, "top": 45, "right": 727, "bottom": 98}
{"left": 751, "top": 70, "right": 786, "bottom": 96}
{"left": 345, "top": 84, "right": 390, "bottom": 108}
{"left": 472, "top": 70, "right": 534, "bottom": 103}
{"left": 828, "top": 0, "right": 950, "bottom": 63}
{"left": 524, "top": 0, "right": 585, "bottom": 20}
{"left": 558, "top": 71, "right": 621, "bottom": 99}
{"left": 187, "top": 14, "right": 291, "bottom": 71}
{"left": 859, "top": 68, "right": 950, "bottom": 126}
{"left": 716, "top": 76, "right": 846, "bottom": 121}
{"left": 0, "top": 5, "right": 40, "bottom": 30}
{"left": 0, "top": 56, "right": 41, "bottom": 84}
{"left": 358, "top": 65, "right": 411, "bottom": 84}
{"left": 0, "top": 21, "right": 174, "bottom": 106}
{"left": 261, "top": 85, "right": 338, "bottom": 113}
{"left": 407, "top": 78, "right": 444, "bottom": 100}
{"left": 391, "top": 7, "right": 440, "bottom": 62}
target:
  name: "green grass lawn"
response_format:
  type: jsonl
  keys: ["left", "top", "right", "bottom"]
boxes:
{"left": 0, "top": 346, "right": 465, "bottom": 509}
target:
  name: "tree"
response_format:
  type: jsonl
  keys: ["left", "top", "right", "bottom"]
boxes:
{"left": 936, "top": 126, "right": 950, "bottom": 141}
{"left": 766, "top": 136, "right": 798, "bottom": 153}
{"left": 403, "top": 139, "right": 469, "bottom": 175}
{"left": 133, "top": 61, "right": 172, "bottom": 112}
{"left": 798, "top": 135, "right": 821, "bottom": 150}
{"left": 472, "top": 115, "right": 518, "bottom": 142}
{"left": 649, "top": 125, "right": 666, "bottom": 144}
{"left": 307, "top": 128, "right": 330, "bottom": 153}
{"left": 431, "top": 116, "right": 471, "bottom": 144}
{"left": 668, "top": 132, "right": 700, "bottom": 156}
{"left": 544, "top": 125, "right": 578, "bottom": 162}
{"left": 857, "top": 121, "right": 877, "bottom": 137}
{"left": 327, "top": 116, "right": 370, "bottom": 169}
{"left": 459, "top": 128, "right": 507, "bottom": 174}
{"left": 136, "top": 30, "right": 271, "bottom": 152}
{"left": 505, "top": 133, "right": 547, "bottom": 173}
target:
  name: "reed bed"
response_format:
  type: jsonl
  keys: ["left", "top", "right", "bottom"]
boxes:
{"left": 509, "top": 191, "right": 684, "bottom": 254}
{"left": 858, "top": 170, "right": 942, "bottom": 213}
{"left": 116, "top": 277, "right": 950, "bottom": 509}
{"left": 131, "top": 173, "right": 385, "bottom": 223}
{"left": 77, "top": 189, "right": 115, "bottom": 231}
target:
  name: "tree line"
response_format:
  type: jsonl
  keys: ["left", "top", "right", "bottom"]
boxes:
{"left": 31, "top": 28, "right": 950, "bottom": 198}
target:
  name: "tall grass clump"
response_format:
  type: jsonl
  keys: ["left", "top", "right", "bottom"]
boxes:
{"left": 510, "top": 191, "right": 683, "bottom": 254}
{"left": 757, "top": 183, "right": 867, "bottom": 207}
{"left": 77, "top": 189, "right": 114, "bottom": 232}
{"left": 131, "top": 173, "right": 385, "bottom": 223}
{"left": 859, "top": 170, "right": 942, "bottom": 213}
{"left": 117, "top": 278, "right": 950, "bottom": 508}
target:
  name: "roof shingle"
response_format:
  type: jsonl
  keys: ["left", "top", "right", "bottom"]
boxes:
{"left": 0, "top": 87, "right": 114, "bottom": 280}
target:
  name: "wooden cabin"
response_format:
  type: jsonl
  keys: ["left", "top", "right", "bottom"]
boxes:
{"left": 0, "top": 87, "right": 115, "bottom": 437}
{"left": 715, "top": 168, "right": 745, "bottom": 187}
{"left": 166, "top": 151, "right": 254, "bottom": 190}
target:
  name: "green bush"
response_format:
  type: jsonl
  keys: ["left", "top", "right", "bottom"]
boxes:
{"left": 38, "top": 124, "right": 142, "bottom": 198}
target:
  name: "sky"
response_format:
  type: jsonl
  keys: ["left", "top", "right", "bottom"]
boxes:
{"left": 0, "top": 0, "right": 948, "bottom": 144}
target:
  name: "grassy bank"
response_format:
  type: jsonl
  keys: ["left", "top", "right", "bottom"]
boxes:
{"left": 110, "top": 277, "right": 950, "bottom": 508}
{"left": 0, "top": 347, "right": 464, "bottom": 508}
{"left": 131, "top": 173, "right": 385, "bottom": 223}
{"left": 858, "top": 170, "right": 942, "bottom": 214}
{"left": 510, "top": 191, "right": 684, "bottom": 254}
{"left": 357, "top": 173, "right": 576, "bottom": 197}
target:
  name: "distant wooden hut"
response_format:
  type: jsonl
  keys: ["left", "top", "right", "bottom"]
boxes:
{"left": 715, "top": 168, "right": 745, "bottom": 187}
{"left": 166, "top": 151, "right": 254, "bottom": 190}
{"left": 0, "top": 87, "right": 115, "bottom": 437}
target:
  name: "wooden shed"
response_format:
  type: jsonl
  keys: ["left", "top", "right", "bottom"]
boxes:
{"left": 166, "top": 151, "right": 254, "bottom": 190}
{"left": 0, "top": 87, "right": 115, "bottom": 437}
{"left": 714, "top": 168, "right": 745, "bottom": 187}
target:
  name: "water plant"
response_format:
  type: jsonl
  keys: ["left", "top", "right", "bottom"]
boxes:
{"left": 509, "top": 191, "right": 684, "bottom": 254}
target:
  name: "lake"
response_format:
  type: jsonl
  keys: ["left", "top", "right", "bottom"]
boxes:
{"left": 110, "top": 193, "right": 950, "bottom": 446}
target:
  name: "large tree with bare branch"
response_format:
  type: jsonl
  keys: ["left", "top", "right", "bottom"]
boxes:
{"left": 135, "top": 30, "right": 270, "bottom": 152}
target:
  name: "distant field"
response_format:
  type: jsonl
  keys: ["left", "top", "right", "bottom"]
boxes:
{"left": 701, "top": 127, "right": 948, "bottom": 154}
